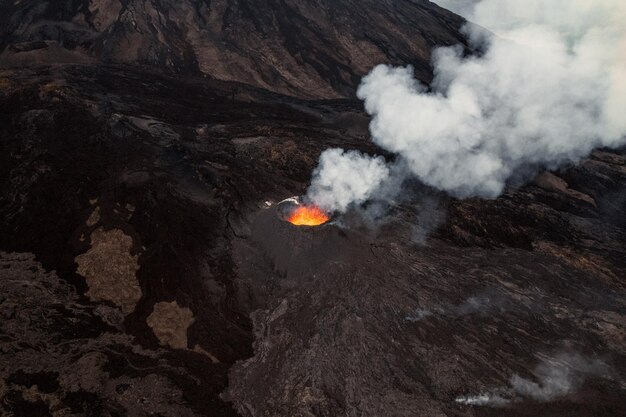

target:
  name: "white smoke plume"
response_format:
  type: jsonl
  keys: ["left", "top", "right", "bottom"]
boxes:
{"left": 456, "top": 352, "right": 611, "bottom": 407}
{"left": 307, "top": 0, "right": 626, "bottom": 210}
{"left": 306, "top": 148, "right": 389, "bottom": 212}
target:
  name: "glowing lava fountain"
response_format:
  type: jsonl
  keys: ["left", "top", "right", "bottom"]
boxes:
{"left": 287, "top": 205, "right": 330, "bottom": 226}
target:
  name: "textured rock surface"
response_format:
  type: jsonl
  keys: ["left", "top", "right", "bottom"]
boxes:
{"left": 75, "top": 227, "right": 142, "bottom": 314}
{"left": 0, "top": 0, "right": 466, "bottom": 98}
{"left": 147, "top": 301, "right": 195, "bottom": 349}
{"left": 0, "top": 63, "right": 623, "bottom": 416}
{"left": 228, "top": 196, "right": 626, "bottom": 416}
{"left": 0, "top": 252, "right": 221, "bottom": 417}
{"left": 0, "top": 1, "right": 624, "bottom": 415}
{"left": 0, "top": 64, "right": 361, "bottom": 416}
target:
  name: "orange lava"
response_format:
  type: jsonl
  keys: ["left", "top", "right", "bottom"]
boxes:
{"left": 287, "top": 205, "right": 330, "bottom": 226}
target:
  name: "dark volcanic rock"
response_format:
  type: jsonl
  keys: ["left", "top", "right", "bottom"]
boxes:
{"left": 0, "top": 251, "right": 232, "bottom": 417}
{"left": 0, "top": 2, "right": 624, "bottom": 415}
{"left": 0, "top": 63, "right": 624, "bottom": 416}
{"left": 228, "top": 180, "right": 626, "bottom": 416}
{"left": 0, "top": 63, "right": 379, "bottom": 416}
{"left": 0, "top": 0, "right": 466, "bottom": 98}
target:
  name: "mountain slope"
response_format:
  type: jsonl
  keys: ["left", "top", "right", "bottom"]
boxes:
{"left": 0, "top": 0, "right": 466, "bottom": 98}
{"left": 1, "top": 1, "right": 624, "bottom": 417}
{"left": 0, "top": 64, "right": 624, "bottom": 417}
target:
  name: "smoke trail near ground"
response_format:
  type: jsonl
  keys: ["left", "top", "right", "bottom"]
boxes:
{"left": 508, "top": 352, "right": 610, "bottom": 402}
{"left": 307, "top": 0, "right": 626, "bottom": 211}
{"left": 410, "top": 195, "right": 445, "bottom": 244}
{"left": 455, "top": 393, "right": 509, "bottom": 407}
{"left": 455, "top": 352, "right": 612, "bottom": 406}
{"left": 404, "top": 287, "right": 510, "bottom": 321}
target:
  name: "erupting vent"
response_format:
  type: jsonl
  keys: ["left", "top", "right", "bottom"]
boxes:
{"left": 287, "top": 205, "right": 329, "bottom": 226}
{"left": 276, "top": 197, "right": 330, "bottom": 227}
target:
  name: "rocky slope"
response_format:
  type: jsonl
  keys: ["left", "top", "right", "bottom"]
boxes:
{"left": 0, "top": 0, "right": 465, "bottom": 98}
{"left": 0, "top": 63, "right": 624, "bottom": 417}
{"left": 0, "top": 1, "right": 625, "bottom": 416}
{"left": 0, "top": 64, "right": 374, "bottom": 416}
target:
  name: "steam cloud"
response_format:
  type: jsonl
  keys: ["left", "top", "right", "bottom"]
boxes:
{"left": 306, "top": 149, "right": 389, "bottom": 212}
{"left": 508, "top": 353, "right": 610, "bottom": 402}
{"left": 307, "top": 0, "right": 626, "bottom": 211}
{"left": 456, "top": 352, "right": 611, "bottom": 407}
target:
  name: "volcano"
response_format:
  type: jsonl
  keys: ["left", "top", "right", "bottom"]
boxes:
{"left": 0, "top": 1, "right": 625, "bottom": 417}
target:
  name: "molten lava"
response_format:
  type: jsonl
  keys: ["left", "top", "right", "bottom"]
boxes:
{"left": 287, "top": 205, "right": 330, "bottom": 226}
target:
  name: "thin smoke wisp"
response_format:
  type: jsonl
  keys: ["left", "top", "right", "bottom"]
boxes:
{"left": 456, "top": 352, "right": 611, "bottom": 406}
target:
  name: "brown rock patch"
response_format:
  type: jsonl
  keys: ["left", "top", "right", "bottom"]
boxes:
{"left": 75, "top": 227, "right": 141, "bottom": 314}
{"left": 146, "top": 301, "right": 195, "bottom": 349}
